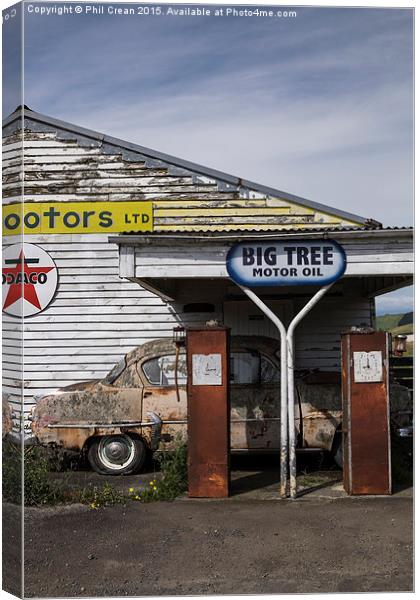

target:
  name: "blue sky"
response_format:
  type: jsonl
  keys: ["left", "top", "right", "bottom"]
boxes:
{"left": 3, "top": 3, "right": 414, "bottom": 314}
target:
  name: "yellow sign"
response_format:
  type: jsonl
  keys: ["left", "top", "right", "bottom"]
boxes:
{"left": 3, "top": 201, "right": 153, "bottom": 235}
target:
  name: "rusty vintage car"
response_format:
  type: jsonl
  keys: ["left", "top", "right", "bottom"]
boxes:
{"left": 31, "top": 336, "right": 410, "bottom": 475}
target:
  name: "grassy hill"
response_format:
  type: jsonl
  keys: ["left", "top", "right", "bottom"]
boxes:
{"left": 390, "top": 323, "right": 413, "bottom": 336}
{"left": 376, "top": 314, "right": 403, "bottom": 331}
{"left": 376, "top": 312, "right": 413, "bottom": 334}
{"left": 376, "top": 312, "right": 413, "bottom": 356}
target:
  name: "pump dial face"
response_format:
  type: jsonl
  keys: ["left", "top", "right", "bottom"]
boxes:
{"left": 353, "top": 351, "right": 383, "bottom": 383}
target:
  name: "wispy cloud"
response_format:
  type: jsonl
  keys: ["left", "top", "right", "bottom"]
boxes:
{"left": 17, "top": 6, "right": 412, "bottom": 226}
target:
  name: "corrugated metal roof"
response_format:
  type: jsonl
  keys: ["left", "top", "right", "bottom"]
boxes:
{"left": 117, "top": 225, "right": 412, "bottom": 234}
{"left": 3, "top": 106, "right": 382, "bottom": 229}
{"left": 110, "top": 226, "right": 413, "bottom": 244}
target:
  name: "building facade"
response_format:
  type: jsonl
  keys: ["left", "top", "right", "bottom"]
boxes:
{"left": 2, "top": 107, "right": 413, "bottom": 427}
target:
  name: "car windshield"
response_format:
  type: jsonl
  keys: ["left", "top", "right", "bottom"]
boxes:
{"left": 103, "top": 358, "right": 126, "bottom": 385}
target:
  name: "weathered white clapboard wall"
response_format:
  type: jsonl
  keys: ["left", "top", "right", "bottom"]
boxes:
{"left": 2, "top": 127, "right": 364, "bottom": 229}
{"left": 2, "top": 128, "right": 225, "bottom": 423}
{"left": 2, "top": 231, "right": 223, "bottom": 424}
{"left": 0, "top": 122, "right": 392, "bottom": 425}
{"left": 293, "top": 295, "right": 374, "bottom": 369}
{"left": 3, "top": 231, "right": 372, "bottom": 422}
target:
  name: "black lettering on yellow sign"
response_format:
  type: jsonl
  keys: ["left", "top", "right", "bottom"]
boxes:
{"left": 2, "top": 201, "right": 153, "bottom": 235}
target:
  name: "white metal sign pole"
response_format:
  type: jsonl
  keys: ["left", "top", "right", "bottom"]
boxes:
{"left": 227, "top": 239, "right": 346, "bottom": 499}
{"left": 237, "top": 284, "right": 289, "bottom": 498}
{"left": 286, "top": 283, "right": 335, "bottom": 499}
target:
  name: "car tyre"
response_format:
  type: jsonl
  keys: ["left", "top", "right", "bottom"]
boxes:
{"left": 88, "top": 434, "right": 146, "bottom": 475}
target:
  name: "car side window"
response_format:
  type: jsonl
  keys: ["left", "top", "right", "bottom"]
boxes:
{"left": 230, "top": 352, "right": 260, "bottom": 384}
{"left": 261, "top": 356, "right": 280, "bottom": 383}
{"left": 230, "top": 352, "right": 279, "bottom": 384}
{"left": 142, "top": 354, "right": 187, "bottom": 386}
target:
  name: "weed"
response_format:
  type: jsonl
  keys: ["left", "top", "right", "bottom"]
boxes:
{"left": 2, "top": 442, "right": 22, "bottom": 505}
{"left": 76, "top": 482, "right": 128, "bottom": 508}
{"left": 3, "top": 443, "right": 65, "bottom": 506}
{"left": 129, "top": 435, "right": 188, "bottom": 502}
{"left": 3, "top": 436, "right": 188, "bottom": 508}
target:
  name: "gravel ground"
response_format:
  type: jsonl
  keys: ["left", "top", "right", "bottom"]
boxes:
{"left": 3, "top": 454, "right": 413, "bottom": 597}
{"left": 2, "top": 487, "right": 413, "bottom": 597}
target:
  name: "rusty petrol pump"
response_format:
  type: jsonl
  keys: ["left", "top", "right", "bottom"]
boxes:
{"left": 341, "top": 329, "right": 393, "bottom": 495}
{"left": 227, "top": 239, "right": 347, "bottom": 498}
{"left": 184, "top": 326, "right": 231, "bottom": 498}
{"left": 173, "top": 325, "right": 231, "bottom": 497}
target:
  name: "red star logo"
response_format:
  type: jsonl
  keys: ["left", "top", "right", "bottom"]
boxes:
{"left": 2, "top": 250, "right": 54, "bottom": 311}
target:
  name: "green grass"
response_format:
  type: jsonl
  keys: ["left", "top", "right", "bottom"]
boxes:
{"left": 376, "top": 312, "right": 413, "bottom": 334}
{"left": 390, "top": 323, "right": 413, "bottom": 336}
{"left": 376, "top": 313, "right": 403, "bottom": 331}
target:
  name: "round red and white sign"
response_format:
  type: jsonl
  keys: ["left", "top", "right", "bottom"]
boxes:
{"left": 2, "top": 243, "right": 58, "bottom": 317}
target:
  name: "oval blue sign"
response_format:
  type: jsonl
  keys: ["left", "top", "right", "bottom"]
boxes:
{"left": 226, "top": 240, "right": 346, "bottom": 286}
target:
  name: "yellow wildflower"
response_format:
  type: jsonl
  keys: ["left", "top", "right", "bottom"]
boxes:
{"left": 129, "top": 487, "right": 134, "bottom": 494}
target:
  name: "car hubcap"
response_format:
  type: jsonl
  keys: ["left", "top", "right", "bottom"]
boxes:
{"left": 98, "top": 435, "right": 135, "bottom": 470}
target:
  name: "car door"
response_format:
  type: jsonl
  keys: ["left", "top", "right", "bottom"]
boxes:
{"left": 230, "top": 350, "right": 280, "bottom": 450}
{"left": 139, "top": 352, "right": 188, "bottom": 448}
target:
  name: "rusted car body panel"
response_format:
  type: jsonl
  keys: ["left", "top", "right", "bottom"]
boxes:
{"left": 231, "top": 384, "right": 279, "bottom": 450}
{"left": 2, "top": 398, "right": 14, "bottom": 439}
{"left": 31, "top": 336, "right": 411, "bottom": 460}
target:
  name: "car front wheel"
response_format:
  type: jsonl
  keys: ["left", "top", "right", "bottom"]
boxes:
{"left": 88, "top": 434, "right": 146, "bottom": 475}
